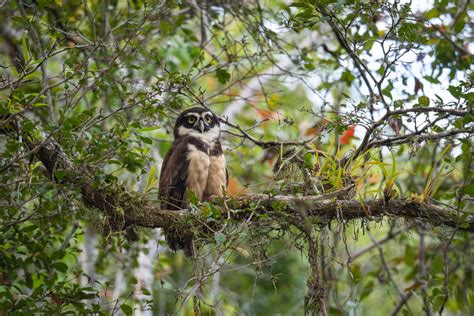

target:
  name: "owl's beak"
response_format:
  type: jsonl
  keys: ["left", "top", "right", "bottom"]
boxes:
{"left": 195, "top": 119, "right": 205, "bottom": 133}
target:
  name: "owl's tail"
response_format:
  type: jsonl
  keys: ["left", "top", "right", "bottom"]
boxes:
{"left": 164, "top": 229, "right": 194, "bottom": 257}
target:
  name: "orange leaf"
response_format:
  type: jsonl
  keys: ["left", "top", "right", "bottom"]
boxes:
{"left": 305, "top": 119, "right": 330, "bottom": 136}
{"left": 368, "top": 173, "right": 379, "bottom": 184}
{"left": 340, "top": 125, "right": 356, "bottom": 145}
{"left": 227, "top": 177, "right": 247, "bottom": 197}
{"left": 255, "top": 108, "right": 277, "bottom": 120}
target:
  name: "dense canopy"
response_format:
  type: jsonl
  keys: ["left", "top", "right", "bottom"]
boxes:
{"left": 0, "top": 0, "right": 473, "bottom": 314}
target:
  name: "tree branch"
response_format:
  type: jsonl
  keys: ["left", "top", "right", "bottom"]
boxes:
{"left": 350, "top": 107, "right": 472, "bottom": 162}
{"left": 81, "top": 192, "right": 474, "bottom": 233}
{"left": 367, "top": 128, "right": 473, "bottom": 149}
{"left": 2, "top": 116, "right": 473, "bottom": 237}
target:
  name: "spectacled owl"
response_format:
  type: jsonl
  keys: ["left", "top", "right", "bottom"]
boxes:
{"left": 158, "top": 107, "right": 227, "bottom": 256}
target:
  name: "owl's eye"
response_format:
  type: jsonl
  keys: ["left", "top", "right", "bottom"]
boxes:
{"left": 187, "top": 116, "right": 196, "bottom": 124}
{"left": 204, "top": 115, "right": 212, "bottom": 124}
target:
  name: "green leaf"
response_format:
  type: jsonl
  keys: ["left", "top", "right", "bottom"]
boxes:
{"left": 216, "top": 68, "right": 231, "bottom": 84}
{"left": 340, "top": 70, "right": 355, "bottom": 85}
{"left": 464, "top": 184, "right": 474, "bottom": 197}
{"left": 214, "top": 232, "right": 226, "bottom": 245}
{"left": 454, "top": 13, "right": 466, "bottom": 33}
{"left": 120, "top": 304, "right": 133, "bottom": 315}
{"left": 54, "top": 262, "right": 68, "bottom": 273}
{"left": 144, "top": 165, "right": 157, "bottom": 193}
{"left": 404, "top": 244, "right": 416, "bottom": 266}
{"left": 77, "top": 289, "right": 98, "bottom": 300}
{"left": 350, "top": 263, "right": 361, "bottom": 283}
{"left": 423, "top": 76, "right": 440, "bottom": 84}
{"left": 398, "top": 23, "right": 417, "bottom": 42}
{"left": 418, "top": 96, "right": 430, "bottom": 106}
{"left": 54, "top": 170, "right": 65, "bottom": 181}
{"left": 187, "top": 191, "right": 199, "bottom": 204}
{"left": 424, "top": 8, "right": 439, "bottom": 19}
{"left": 448, "top": 85, "right": 461, "bottom": 99}
{"left": 138, "top": 135, "right": 153, "bottom": 145}
{"left": 21, "top": 32, "right": 29, "bottom": 63}
{"left": 382, "top": 86, "right": 393, "bottom": 99}
{"left": 134, "top": 126, "right": 160, "bottom": 132}
{"left": 360, "top": 280, "right": 374, "bottom": 301}
{"left": 289, "top": 2, "right": 312, "bottom": 8}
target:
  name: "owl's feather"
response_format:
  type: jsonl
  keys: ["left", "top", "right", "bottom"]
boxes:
{"left": 158, "top": 137, "right": 196, "bottom": 256}
{"left": 159, "top": 107, "right": 227, "bottom": 257}
{"left": 159, "top": 137, "right": 191, "bottom": 210}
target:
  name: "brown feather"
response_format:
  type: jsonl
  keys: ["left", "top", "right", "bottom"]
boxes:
{"left": 158, "top": 108, "right": 228, "bottom": 257}
{"left": 158, "top": 138, "right": 190, "bottom": 210}
{"left": 158, "top": 137, "right": 195, "bottom": 256}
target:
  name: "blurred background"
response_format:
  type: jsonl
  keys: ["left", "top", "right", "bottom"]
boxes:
{"left": 0, "top": 0, "right": 473, "bottom": 314}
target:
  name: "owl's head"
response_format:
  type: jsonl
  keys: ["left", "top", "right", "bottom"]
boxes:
{"left": 173, "top": 107, "right": 221, "bottom": 143}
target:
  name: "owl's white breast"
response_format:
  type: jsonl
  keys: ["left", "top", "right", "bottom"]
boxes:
{"left": 203, "top": 154, "right": 227, "bottom": 200}
{"left": 186, "top": 144, "right": 210, "bottom": 200}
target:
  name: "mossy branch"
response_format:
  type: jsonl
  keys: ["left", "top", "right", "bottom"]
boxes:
{"left": 119, "top": 194, "right": 474, "bottom": 232}
{"left": 2, "top": 116, "right": 473, "bottom": 234}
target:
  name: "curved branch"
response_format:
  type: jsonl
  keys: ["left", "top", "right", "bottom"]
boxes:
{"left": 221, "top": 118, "right": 318, "bottom": 149}
{"left": 368, "top": 128, "right": 474, "bottom": 149}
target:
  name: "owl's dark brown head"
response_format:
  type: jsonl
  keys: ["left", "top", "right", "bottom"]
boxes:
{"left": 173, "top": 107, "right": 220, "bottom": 143}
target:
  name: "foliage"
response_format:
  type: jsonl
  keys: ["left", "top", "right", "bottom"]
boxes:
{"left": 0, "top": 0, "right": 473, "bottom": 314}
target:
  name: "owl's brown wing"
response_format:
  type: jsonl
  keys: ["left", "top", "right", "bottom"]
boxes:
{"left": 158, "top": 138, "right": 195, "bottom": 256}
{"left": 158, "top": 138, "right": 190, "bottom": 210}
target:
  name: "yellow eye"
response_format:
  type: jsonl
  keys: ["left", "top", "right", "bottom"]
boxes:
{"left": 205, "top": 115, "right": 212, "bottom": 123}
{"left": 187, "top": 116, "right": 196, "bottom": 124}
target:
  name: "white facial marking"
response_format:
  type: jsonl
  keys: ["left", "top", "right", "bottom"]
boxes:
{"left": 177, "top": 126, "right": 193, "bottom": 136}
{"left": 185, "top": 113, "right": 200, "bottom": 119}
{"left": 177, "top": 125, "right": 220, "bottom": 147}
